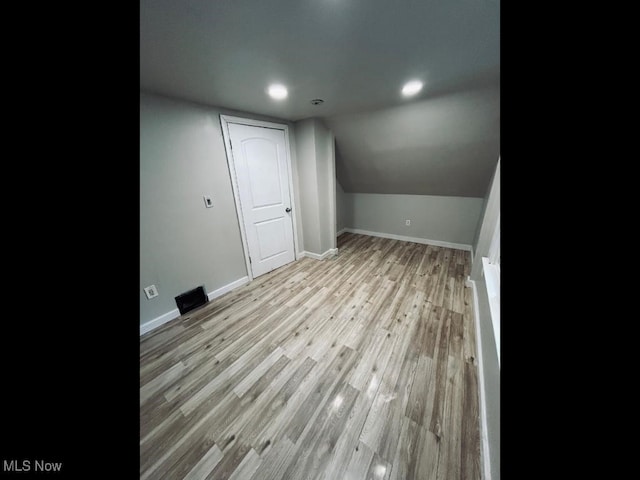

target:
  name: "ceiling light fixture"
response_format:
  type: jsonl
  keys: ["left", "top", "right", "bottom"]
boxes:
{"left": 310, "top": 99, "right": 324, "bottom": 105}
{"left": 402, "top": 80, "right": 423, "bottom": 97}
{"left": 267, "top": 84, "right": 288, "bottom": 100}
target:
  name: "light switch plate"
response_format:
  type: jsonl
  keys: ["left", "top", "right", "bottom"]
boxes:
{"left": 203, "top": 195, "right": 213, "bottom": 208}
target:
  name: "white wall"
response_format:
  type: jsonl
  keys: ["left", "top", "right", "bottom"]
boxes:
{"left": 140, "top": 92, "right": 302, "bottom": 327}
{"left": 472, "top": 157, "right": 500, "bottom": 272}
{"left": 473, "top": 277, "right": 500, "bottom": 480}
{"left": 468, "top": 157, "right": 500, "bottom": 480}
{"left": 345, "top": 193, "right": 484, "bottom": 246}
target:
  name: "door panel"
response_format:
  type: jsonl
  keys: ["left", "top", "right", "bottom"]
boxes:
{"left": 245, "top": 139, "right": 283, "bottom": 207}
{"left": 255, "top": 217, "right": 287, "bottom": 259}
{"left": 228, "top": 123, "right": 295, "bottom": 278}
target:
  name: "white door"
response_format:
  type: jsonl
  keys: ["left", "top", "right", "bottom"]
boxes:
{"left": 227, "top": 123, "right": 296, "bottom": 278}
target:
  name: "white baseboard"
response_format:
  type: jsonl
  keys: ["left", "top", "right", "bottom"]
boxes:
{"left": 207, "top": 276, "right": 250, "bottom": 302}
{"left": 140, "top": 276, "right": 250, "bottom": 336}
{"left": 140, "top": 308, "right": 180, "bottom": 336}
{"left": 466, "top": 277, "right": 492, "bottom": 480}
{"left": 298, "top": 248, "right": 338, "bottom": 260}
{"left": 343, "top": 228, "right": 472, "bottom": 251}
{"left": 337, "top": 228, "right": 348, "bottom": 237}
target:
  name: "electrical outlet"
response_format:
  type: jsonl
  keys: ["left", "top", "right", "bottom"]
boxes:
{"left": 203, "top": 195, "right": 213, "bottom": 208}
{"left": 144, "top": 285, "right": 159, "bottom": 299}
{"left": 405, "top": 219, "right": 411, "bottom": 226}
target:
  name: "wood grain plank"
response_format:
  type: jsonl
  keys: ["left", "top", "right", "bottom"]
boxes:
{"left": 236, "top": 355, "right": 317, "bottom": 447}
{"left": 146, "top": 354, "right": 289, "bottom": 480}
{"left": 183, "top": 444, "right": 223, "bottom": 480}
{"left": 204, "top": 436, "right": 252, "bottom": 480}
{"left": 208, "top": 303, "right": 292, "bottom": 361}
{"left": 319, "top": 384, "right": 381, "bottom": 480}
{"left": 367, "top": 451, "right": 392, "bottom": 480}
{"left": 431, "top": 249, "right": 454, "bottom": 307}
{"left": 203, "top": 355, "right": 292, "bottom": 446}
{"left": 463, "top": 285, "right": 477, "bottom": 364}
{"left": 443, "top": 276, "right": 457, "bottom": 313}
{"left": 357, "top": 319, "right": 417, "bottom": 462}
{"left": 217, "top": 355, "right": 314, "bottom": 445}
{"left": 248, "top": 437, "right": 297, "bottom": 480}
{"left": 282, "top": 383, "right": 360, "bottom": 480}
{"left": 283, "top": 345, "right": 357, "bottom": 443}
{"left": 179, "top": 344, "right": 279, "bottom": 416}
{"left": 378, "top": 279, "right": 412, "bottom": 332}
{"left": 428, "top": 309, "right": 452, "bottom": 435}
{"left": 421, "top": 304, "right": 443, "bottom": 359}
{"left": 232, "top": 346, "right": 286, "bottom": 397}
{"left": 449, "top": 311, "right": 464, "bottom": 360}
{"left": 139, "top": 233, "right": 480, "bottom": 480}
{"left": 348, "top": 328, "right": 395, "bottom": 392}
{"left": 461, "top": 360, "right": 482, "bottom": 480}
{"left": 452, "top": 272, "right": 466, "bottom": 314}
{"left": 405, "top": 354, "right": 434, "bottom": 426}
{"left": 227, "top": 447, "right": 261, "bottom": 480}
{"left": 343, "top": 441, "right": 375, "bottom": 480}
{"left": 250, "top": 346, "right": 347, "bottom": 449}
{"left": 389, "top": 416, "right": 439, "bottom": 480}
{"left": 435, "top": 354, "right": 463, "bottom": 480}
{"left": 363, "top": 334, "right": 421, "bottom": 464}
{"left": 162, "top": 354, "right": 236, "bottom": 404}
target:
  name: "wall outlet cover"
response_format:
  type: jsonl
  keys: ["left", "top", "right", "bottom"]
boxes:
{"left": 144, "top": 285, "right": 159, "bottom": 299}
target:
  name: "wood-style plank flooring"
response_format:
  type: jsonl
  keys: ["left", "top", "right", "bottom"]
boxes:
{"left": 140, "top": 233, "right": 481, "bottom": 480}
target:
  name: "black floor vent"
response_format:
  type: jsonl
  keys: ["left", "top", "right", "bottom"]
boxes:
{"left": 175, "top": 286, "right": 208, "bottom": 315}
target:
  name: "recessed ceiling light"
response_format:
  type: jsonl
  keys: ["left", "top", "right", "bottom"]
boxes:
{"left": 402, "top": 80, "right": 423, "bottom": 97}
{"left": 310, "top": 99, "right": 324, "bottom": 105}
{"left": 268, "top": 84, "right": 288, "bottom": 100}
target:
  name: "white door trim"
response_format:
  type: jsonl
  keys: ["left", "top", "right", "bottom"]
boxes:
{"left": 220, "top": 115, "right": 300, "bottom": 281}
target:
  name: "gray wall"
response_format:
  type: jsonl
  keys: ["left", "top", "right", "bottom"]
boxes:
{"left": 294, "top": 119, "right": 321, "bottom": 255}
{"left": 472, "top": 195, "right": 489, "bottom": 251}
{"left": 346, "top": 193, "right": 484, "bottom": 246}
{"left": 140, "top": 92, "right": 302, "bottom": 326}
{"left": 293, "top": 119, "right": 337, "bottom": 255}
{"left": 336, "top": 181, "right": 348, "bottom": 234}
{"left": 314, "top": 120, "right": 336, "bottom": 254}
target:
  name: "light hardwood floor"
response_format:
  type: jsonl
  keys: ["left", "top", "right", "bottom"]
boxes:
{"left": 140, "top": 233, "right": 481, "bottom": 480}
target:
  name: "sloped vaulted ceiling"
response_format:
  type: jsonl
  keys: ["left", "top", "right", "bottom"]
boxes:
{"left": 329, "top": 80, "right": 500, "bottom": 198}
{"left": 140, "top": 0, "right": 500, "bottom": 198}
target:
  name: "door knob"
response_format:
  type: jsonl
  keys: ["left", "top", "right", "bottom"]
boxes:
{"left": 285, "top": 207, "right": 291, "bottom": 213}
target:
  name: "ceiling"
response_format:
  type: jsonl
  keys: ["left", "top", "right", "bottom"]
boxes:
{"left": 328, "top": 84, "right": 500, "bottom": 197}
{"left": 140, "top": 0, "right": 500, "bottom": 197}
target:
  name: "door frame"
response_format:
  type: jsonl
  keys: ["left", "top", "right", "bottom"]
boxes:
{"left": 220, "top": 115, "right": 300, "bottom": 281}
